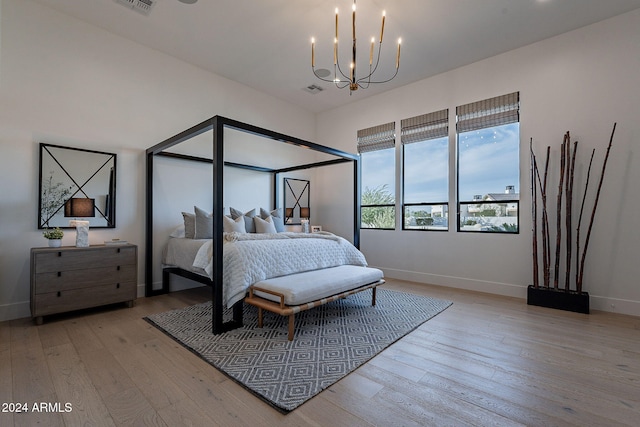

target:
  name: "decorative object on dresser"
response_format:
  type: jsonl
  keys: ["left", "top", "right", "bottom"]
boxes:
{"left": 30, "top": 244, "right": 137, "bottom": 324}
{"left": 42, "top": 227, "right": 64, "bottom": 247}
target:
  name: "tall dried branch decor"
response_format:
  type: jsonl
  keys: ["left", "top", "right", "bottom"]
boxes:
{"left": 530, "top": 123, "right": 616, "bottom": 294}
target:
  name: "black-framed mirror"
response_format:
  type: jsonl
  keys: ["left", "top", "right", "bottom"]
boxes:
{"left": 284, "top": 178, "right": 309, "bottom": 225}
{"left": 38, "top": 143, "right": 117, "bottom": 229}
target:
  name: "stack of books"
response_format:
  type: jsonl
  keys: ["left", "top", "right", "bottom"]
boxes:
{"left": 104, "top": 239, "right": 128, "bottom": 246}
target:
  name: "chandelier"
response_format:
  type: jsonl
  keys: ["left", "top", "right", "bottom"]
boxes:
{"left": 311, "top": 0, "right": 401, "bottom": 93}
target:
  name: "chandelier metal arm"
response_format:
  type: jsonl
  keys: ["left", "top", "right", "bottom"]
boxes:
{"left": 357, "top": 66, "right": 400, "bottom": 87}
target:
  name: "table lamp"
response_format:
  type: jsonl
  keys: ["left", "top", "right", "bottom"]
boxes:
{"left": 64, "top": 198, "right": 95, "bottom": 247}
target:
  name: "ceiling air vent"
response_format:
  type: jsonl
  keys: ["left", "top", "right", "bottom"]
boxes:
{"left": 303, "top": 84, "right": 324, "bottom": 95}
{"left": 114, "top": 0, "right": 156, "bottom": 16}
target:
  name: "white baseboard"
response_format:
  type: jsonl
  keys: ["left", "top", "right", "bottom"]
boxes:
{"left": 589, "top": 295, "right": 640, "bottom": 316}
{"left": 380, "top": 267, "right": 527, "bottom": 299}
{"left": 378, "top": 267, "right": 640, "bottom": 317}
{"left": 0, "top": 301, "right": 30, "bottom": 322}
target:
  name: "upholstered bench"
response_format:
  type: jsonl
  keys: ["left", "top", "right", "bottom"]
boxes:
{"left": 244, "top": 265, "right": 385, "bottom": 340}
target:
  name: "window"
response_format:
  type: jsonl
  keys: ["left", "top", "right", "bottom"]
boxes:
{"left": 402, "top": 109, "right": 449, "bottom": 231}
{"left": 457, "top": 92, "right": 520, "bottom": 233}
{"left": 358, "top": 122, "right": 396, "bottom": 229}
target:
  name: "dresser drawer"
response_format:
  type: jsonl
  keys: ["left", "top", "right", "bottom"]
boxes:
{"left": 33, "top": 264, "right": 136, "bottom": 294}
{"left": 32, "top": 282, "right": 136, "bottom": 317}
{"left": 34, "top": 246, "right": 136, "bottom": 273}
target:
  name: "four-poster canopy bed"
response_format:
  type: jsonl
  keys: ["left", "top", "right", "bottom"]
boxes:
{"left": 146, "top": 116, "right": 363, "bottom": 335}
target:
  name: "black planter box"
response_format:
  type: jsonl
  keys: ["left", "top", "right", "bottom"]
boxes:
{"left": 527, "top": 285, "right": 590, "bottom": 314}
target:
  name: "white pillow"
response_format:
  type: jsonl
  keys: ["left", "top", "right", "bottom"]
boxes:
{"left": 254, "top": 215, "right": 277, "bottom": 234}
{"left": 170, "top": 224, "right": 186, "bottom": 238}
{"left": 230, "top": 207, "right": 256, "bottom": 233}
{"left": 223, "top": 215, "right": 246, "bottom": 233}
{"left": 260, "top": 207, "right": 284, "bottom": 232}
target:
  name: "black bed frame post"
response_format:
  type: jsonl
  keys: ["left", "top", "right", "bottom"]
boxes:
{"left": 212, "top": 117, "right": 225, "bottom": 334}
{"left": 145, "top": 151, "right": 155, "bottom": 296}
{"left": 353, "top": 155, "right": 361, "bottom": 248}
{"left": 212, "top": 117, "right": 244, "bottom": 334}
{"left": 274, "top": 172, "right": 281, "bottom": 211}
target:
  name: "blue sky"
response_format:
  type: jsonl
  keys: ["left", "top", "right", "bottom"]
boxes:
{"left": 458, "top": 123, "right": 520, "bottom": 200}
{"left": 361, "top": 123, "right": 520, "bottom": 203}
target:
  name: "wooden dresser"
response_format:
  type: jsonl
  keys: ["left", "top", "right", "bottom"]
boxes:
{"left": 30, "top": 244, "right": 137, "bottom": 324}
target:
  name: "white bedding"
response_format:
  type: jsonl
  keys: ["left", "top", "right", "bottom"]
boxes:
{"left": 185, "top": 231, "right": 368, "bottom": 307}
{"left": 162, "top": 237, "right": 210, "bottom": 276}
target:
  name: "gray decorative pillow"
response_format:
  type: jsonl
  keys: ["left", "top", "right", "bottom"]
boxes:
{"left": 230, "top": 207, "right": 256, "bottom": 233}
{"left": 182, "top": 212, "right": 196, "bottom": 239}
{"left": 254, "top": 215, "right": 277, "bottom": 234}
{"left": 260, "top": 207, "right": 284, "bottom": 232}
{"left": 194, "top": 206, "right": 213, "bottom": 239}
{"left": 223, "top": 215, "right": 246, "bottom": 233}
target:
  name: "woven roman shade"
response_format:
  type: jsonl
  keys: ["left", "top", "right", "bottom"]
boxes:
{"left": 401, "top": 109, "right": 448, "bottom": 144}
{"left": 357, "top": 121, "right": 396, "bottom": 153}
{"left": 456, "top": 92, "right": 519, "bottom": 133}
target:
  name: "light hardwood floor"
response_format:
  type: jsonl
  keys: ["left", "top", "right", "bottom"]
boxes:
{"left": 2, "top": 279, "right": 639, "bottom": 426}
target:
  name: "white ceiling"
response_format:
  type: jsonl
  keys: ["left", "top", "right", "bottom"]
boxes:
{"left": 33, "top": 0, "right": 640, "bottom": 113}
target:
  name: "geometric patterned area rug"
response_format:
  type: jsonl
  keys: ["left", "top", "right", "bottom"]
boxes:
{"left": 145, "top": 288, "right": 451, "bottom": 413}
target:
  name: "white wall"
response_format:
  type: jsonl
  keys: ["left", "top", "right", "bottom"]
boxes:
{"left": 316, "top": 9, "right": 640, "bottom": 316}
{"left": 0, "top": 0, "right": 316, "bottom": 321}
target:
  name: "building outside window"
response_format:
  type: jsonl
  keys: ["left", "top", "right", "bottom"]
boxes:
{"left": 457, "top": 92, "right": 520, "bottom": 233}
{"left": 358, "top": 122, "right": 396, "bottom": 229}
{"left": 402, "top": 109, "right": 449, "bottom": 231}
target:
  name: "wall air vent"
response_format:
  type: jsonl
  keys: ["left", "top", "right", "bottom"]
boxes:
{"left": 302, "top": 84, "right": 324, "bottom": 95}
{"left": 114, "top": 0, "right": 156, "bottom": 16}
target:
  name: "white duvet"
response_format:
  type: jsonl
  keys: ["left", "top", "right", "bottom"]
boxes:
{"left": 192, "top": 232, "right": 368, "bottom": 307}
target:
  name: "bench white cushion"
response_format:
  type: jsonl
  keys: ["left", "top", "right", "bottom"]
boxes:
{"left": 252, "top": 265, "right": 383, "bottom": 306}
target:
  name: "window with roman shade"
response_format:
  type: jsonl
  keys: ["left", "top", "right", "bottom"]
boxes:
{"left": 456, "top": 92, "right": 520, "bottom": 233}
{"left": 358, "top": 121, "right": 396, "bottom": 229}
{"left": 401, "top": 109, "right": 449, "bottom": 231}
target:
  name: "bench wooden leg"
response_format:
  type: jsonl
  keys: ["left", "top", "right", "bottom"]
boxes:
{"left": 288, "top": 314, "right": 295, "bottom": 341}
{"left": 257, "top": 307, "right": 263, "bottom": 328}
{"left": 372, "top": 287, "right": 377, "bottom": 306}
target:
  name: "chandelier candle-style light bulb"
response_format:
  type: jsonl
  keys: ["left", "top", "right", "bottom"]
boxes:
{"left": 369, "top": 37, "right": 375, "bottom": 65}
{"left": 311, "top": 0, "right": 401, "bottom": 93}
{"left": 352, "top": 2, "right": 356, "bottom": 40}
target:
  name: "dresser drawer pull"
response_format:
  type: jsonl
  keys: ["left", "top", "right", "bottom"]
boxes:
{"left": 57, "top": 272, "right": 61, "bottom": 277}
{"left": 117, "top": 248, "right": 121, "bottom": 253}
{"left": 117, "top": 283, "right": 120, "bottom": 289}
{"left": 57, "top": 291, "right": 61, "bottom": 297}
{"left": 58, "top": 251, "right": 62, "bottom": 257}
